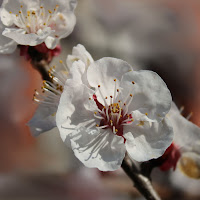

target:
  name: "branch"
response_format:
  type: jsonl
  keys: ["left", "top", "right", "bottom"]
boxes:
{"left": 121, "top": 154, "right": 161, "bottom": 200}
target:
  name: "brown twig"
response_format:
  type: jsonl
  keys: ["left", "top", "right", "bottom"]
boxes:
{"left": 121, "top": 154, "right": 161, "bottom": 200}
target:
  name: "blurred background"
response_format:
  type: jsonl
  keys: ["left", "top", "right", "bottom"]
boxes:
{"left": 1, "top": 0, "right": 200, "bottom": 199}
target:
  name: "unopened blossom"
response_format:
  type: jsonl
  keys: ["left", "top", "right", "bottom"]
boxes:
{"left": 0, "top": 0, "right": 77, "bottom": 53}
{"left": 28, "top": 44, "right": 94, "bottom": 136}
{"left": 56, "top": 57, "right": 173, "bottom": 171}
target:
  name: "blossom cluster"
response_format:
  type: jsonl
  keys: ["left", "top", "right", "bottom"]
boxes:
{"left": 29, "top": 44, "right": 175, "bottom": 171}
{"left": 1, "top": 0, "right": 200, "bottom": 175}
{"left": 0, "top": 0, "right": 77, "bottom": 53}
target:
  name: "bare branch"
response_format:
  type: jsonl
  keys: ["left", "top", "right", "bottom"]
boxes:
{"left": 121, "top": 154, "right": 161, "bottom": 200}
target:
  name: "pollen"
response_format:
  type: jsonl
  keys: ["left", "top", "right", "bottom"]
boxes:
{"left": 59, "top": 60, "right": 63, "bottom": 64}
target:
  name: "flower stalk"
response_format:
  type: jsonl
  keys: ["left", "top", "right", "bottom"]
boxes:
{"left": 122, "top": 154, "right": 161, "bottom": 200}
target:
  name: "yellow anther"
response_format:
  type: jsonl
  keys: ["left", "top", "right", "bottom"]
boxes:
{"left": 27, "top": 11, "right": 30, "bottom": 15}
{"left": 43, "top": 23, "right": 46, "bottom": 25}
{"left": 115, "top": 129, "right": 118, "bottom": 133}
{"left": 56, "top": 5, "right": 59, "bottom": 7}
{"left": 131, "top": 119, "right": 134, "bottom": 122}
{"left": 59, "top": 60, "right": 63, "bottom": 64}
{"left": 96, "top": 124, "right": 99, "bottom": 127}
{"left": 16, "top": 14, "right": 18, "bottom": 17}
{"left": 145, "top": 113, "right": 148, "bottom": 116}
{"left": 105, "top": 97, "right": 108, "bottom": 99}
{"left": 19, "top": 11, "right": 22, "bottom": 14}
{"left": 20, "top": 5, "right": 23, "bottom": 8}
{"left": 32, "top": 11, "right": 36, "bottom": 15}
{"left": 94, "top": 112, "right": 97, "bottom": 114}
{"left": 48, "top": 10, "right": 52, "bottom": 14}
{"left": 9, "top": 11, "right": 12, "bottom": 14}
{"left": 130, "top": 94, "right": 133, "bottom": 97}
{"left": 40, "top": 6, "right": 43, "bottom": 9}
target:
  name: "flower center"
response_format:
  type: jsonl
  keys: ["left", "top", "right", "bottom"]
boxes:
{"left": 90, "top": 79, "right": 135, "bottom": 137}
{"left": 10, "top": 4, "right": 63, "bottom": 34}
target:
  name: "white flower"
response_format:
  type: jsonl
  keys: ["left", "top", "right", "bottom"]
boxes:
{"left": 28, "top": 44, "right": 94, "bottom": 136}
{"left": 56, "top": 57, "right": 173, "bottom": 171}
{"left": 167, "top": 102, "right": 200, "bottom": 178}
{"left": 0, "top": 0, "right": 77, "bottom": 51}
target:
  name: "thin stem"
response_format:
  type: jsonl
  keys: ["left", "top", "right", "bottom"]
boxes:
{"left": 121, "top": 154, "right": 161, "bottom": 200}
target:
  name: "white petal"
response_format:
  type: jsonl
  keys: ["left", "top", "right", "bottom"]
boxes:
{"left": 69, "top": 60, "right": 88, "bottom": 85}
{"left": 28, "top": 102, "right": 58, "bottom": 136}
{"left": 120, "top": 70, "right": 172, "bottom": 122}
{"left": 0, "top": 19, "right": 17, "bottom": 54}
{"left": 56, "top": 80, "right": 97, "bottom": 145}
{"left": 3, "top": 27, "right": 53, "bottom": 46}
{"left": 1, "top": 0, "right": 39, "bottom": 26}
{"left": 167, "top": 102, "right": 200, "bottom": 149}
{"left": 124, "top": 118, "right": 173, "bottom": 162}
{"left": 71, "top": 130, "right": 126, "bottom": 171}
{"left": 45, "top": 36, "right": 58, "bottom": 49}
{"left": 40, "top": 0, "right": 77, "bottom": 13}
{"left": 67, "top": 44, "right": 94, "bottom": 69}
{"left": 87, "top": 57, "right": 132, "bottom": 104}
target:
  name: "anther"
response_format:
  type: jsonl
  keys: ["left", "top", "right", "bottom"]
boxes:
{"left": 89, "top": 98, "right": 91, "bottom": 100}
{"left": 96, "top": 124, "right": 99, "bottom": 127}
{"left": 110, "top": 96, "right": 113, "bottom": 98}
{"left": 114, "top": 79, "right": 116, "bottom": 82}
{"left": 105, "top": 97, "right": 108, "bottom": 99}
{"left": 48, "top": 10, "right": 52, "bottom": 14}
{"left": 132, "top": 81, "right": 135, "bottom": 84}
{"left": 59, "top": 60, "right": 63, "bottom": 64}
{"left": 94, "top": 112, "right": 97, "bottom": 114}
{"left": 145, "top": 113, "right": 148, "bottom": 116}
{"left": 98, "top": 85, "right": 100, "bottom": 88}
{"left": 117, "top": 89, "right": 119, "bottom": 92}
{"left": 130, "top": 94, "right": 133, "bottom": 97}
